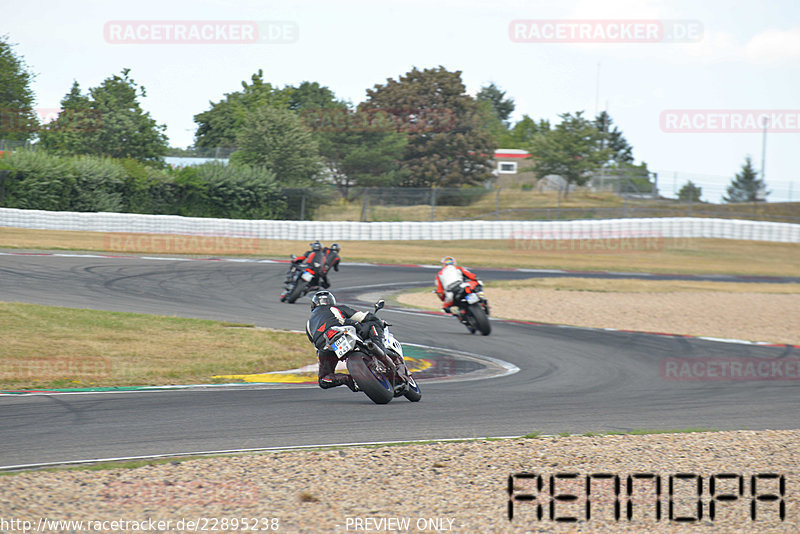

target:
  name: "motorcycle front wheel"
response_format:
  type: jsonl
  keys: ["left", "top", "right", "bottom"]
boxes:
{"left": 403, "top": 374, "right": 422, "bottom": 402}
{"left": 346, "top": 352, "right": 393, "bottom": 404}
{"left": 285, "top": 280, "right": 307, "bottom": 303}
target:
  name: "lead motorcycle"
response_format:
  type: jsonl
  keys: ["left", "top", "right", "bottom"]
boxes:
{"left": 324, "top": 300, "right": 421, "bottom": 404}
{"left": 280, "top": 256, "right": 325, "bottom": 304}
{"left": 447, "top": 280, "right": 491, "bottom": 336}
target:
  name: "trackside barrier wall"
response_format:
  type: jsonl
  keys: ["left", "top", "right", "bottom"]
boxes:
{"left": 0, "top": 208, "right": 799, "bottom": 243}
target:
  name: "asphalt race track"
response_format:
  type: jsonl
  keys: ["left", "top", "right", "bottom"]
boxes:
{"left": 1, "top": 252, "right": 798, "bottom": 468}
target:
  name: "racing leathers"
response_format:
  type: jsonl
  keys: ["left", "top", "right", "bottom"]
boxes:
{"left": 435, "top": 264, "right": 479, "bottom": 310}
{"left": 288, "top": 248, "right": 340, "bottom": 289}
{"left": 305, "top": 303, "right": 384, "bottom": 391}
{"left": 319, "top": 247, "right": 340, "bottom": 288}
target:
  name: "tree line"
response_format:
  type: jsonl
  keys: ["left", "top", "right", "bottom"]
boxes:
{"left": 0, "top": 35, "right": 770, "bottom": 215}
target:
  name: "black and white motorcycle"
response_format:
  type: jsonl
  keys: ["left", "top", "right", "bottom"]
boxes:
{"left": 280, "top": 257, "right": 325, "bottom": 304}
{"left": 324, "top": 300, "right": 421, "bottom": 404}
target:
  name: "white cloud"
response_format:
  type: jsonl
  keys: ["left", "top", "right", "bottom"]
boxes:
{"left": 674, "top": 30, "right": 741, "bottom": 63}
{"left": 744, "top": 27, "right": 800, "bottom": 64}
{"left": 666, "top": 27, "right": 800, "bottom": 65}
{"left": 570, "top": 0, "right": 665, "bottom": 19}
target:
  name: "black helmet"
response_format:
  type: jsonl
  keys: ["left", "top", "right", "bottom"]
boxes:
{"left": 311, "top": 290, "right": 335, "bottom": 310}
{"left": 311, "top": 241, "right": 322, "bottom": 252}
{"left": 330, "top": 243, "right": 340, "bottom": 252}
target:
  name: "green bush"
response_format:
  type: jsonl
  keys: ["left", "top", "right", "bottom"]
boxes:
{"left": 70, "top": 155, "right": 125, "bottom": 212}
{"left": 0, "top": 150, "right": 74, "bottom": 210}
{"left": 118, "top": 158, "right": 170, "bottom": 213}
{"left": 0, "top": 150, "right": 291, "bottom": 219}
{"left": 185, "top": 161, "right": 287, "bottom": 219}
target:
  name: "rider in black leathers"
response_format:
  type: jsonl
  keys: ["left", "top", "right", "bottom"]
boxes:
{"left": 319, "top": 243, "right": 341, "bottom": 289}
{"left": 305, "top": 290, "right": 385, "bottom": 391}
{"left": 284, "top": 241, "right": 341, "bottom": 289}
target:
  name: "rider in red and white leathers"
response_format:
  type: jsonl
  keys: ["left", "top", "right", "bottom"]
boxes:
{"left": 434, "top": 256, "right": 480, "bottom": 312}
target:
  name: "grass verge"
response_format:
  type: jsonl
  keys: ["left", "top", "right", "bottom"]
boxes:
{"left": 0, "top": 302, "right": 314, "bottom": 390}
{"left": 583, "top": 428, "right": 715, "bottom": 437}
{"left": 2, "top": 227, "right": 799, "bottom": 277}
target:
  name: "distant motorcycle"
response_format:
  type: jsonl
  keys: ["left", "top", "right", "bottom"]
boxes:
{"left": 325, "top": 300, "right": 421, "bottom": 404}
{"left": 447, "top": 280, "right": 491, "bottom": 335}
{"left": 280, "top": 257, "right": 325, "bottom": 304}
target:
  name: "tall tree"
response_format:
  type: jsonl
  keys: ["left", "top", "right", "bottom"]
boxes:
{"left": 528, "top": 111, "right": 610, "bottom": 196}
{"left": 594, "top": 111, "right": 633, "bottom": 165}
{"left": 476, "top": 82, "right": 514, "bottom": 125}
{"left": 498, "top": 114, "right": 550, "bottom": 148}
{"left": 40, "top": 69, "right": 167, "bottom": 162}
{"left": 231, "top": 105, "right": 321, "bottom": 186}
{"left": 193, "top": 70, "right": 287, "bottom": 150}
{"left": 724, "top": 156, "right": 769, "bottom": 203}
{"left": 476, "top": 82, "right": 515, "bottom": 146}
{"left": 678, "top": 180, "right": 702, "bottom": 202}
{"left": 361, "top": 66, "right": 496, "bottom": 188}
{"left": 285, "top": 81, "right": 341, "bottom": 112}
{"left": 37, "top": 81, "right": 97, "bottom": 154}
{"left": 293, "top": 89, "right": 409, "bottom": 196}
{"left": 315, "top": 125, "right": 408, "bottom": 198}
{"left": 0, "top": 36, "right": 38, "bottom": 142}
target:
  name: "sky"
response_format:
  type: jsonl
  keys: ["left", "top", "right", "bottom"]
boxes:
{"left": 3, "top": 0, "right": 799, "bottom": 202}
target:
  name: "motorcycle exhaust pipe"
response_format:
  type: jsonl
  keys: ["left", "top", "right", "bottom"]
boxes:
{"left": 365, "top": 340, "right": 396, "bottom": 372}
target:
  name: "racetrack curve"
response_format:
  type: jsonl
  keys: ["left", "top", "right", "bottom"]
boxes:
{"left": 1, "top": 253, "right": 798, "bottom": 468}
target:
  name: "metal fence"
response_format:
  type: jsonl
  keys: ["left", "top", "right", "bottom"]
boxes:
{"left": 289, "top": 186, "right": 800, "bottom": 224}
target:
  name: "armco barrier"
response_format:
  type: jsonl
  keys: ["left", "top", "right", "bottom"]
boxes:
{"left": 0, "top": 207, "right": 799, "bottom": 243}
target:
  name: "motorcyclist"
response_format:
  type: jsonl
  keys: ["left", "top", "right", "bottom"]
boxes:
{"left": 434, "top": 256, "right": 484, "bottom": 331}
{"left": 281, "top": 241, "right": 326, "bottom": 300}
{"left": 305, "top": 290, "right": 386, "bottom": 391}
{"left": 318, "top": 243, "right": 341, "bottom": 289}
{"left": 291, "top": 240, "right": 325, "bottom": 272}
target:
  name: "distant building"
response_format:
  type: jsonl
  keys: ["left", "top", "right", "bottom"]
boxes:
{"left": 493, "top": 149, "right": 539, "bottom": 187}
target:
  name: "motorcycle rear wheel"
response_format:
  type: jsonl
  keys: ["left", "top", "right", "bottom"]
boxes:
{"left": 468, "top": 303, "right": 491, "bottom": 336}
{"left": 346, "top": 352, "right": 393, "bottom": 404}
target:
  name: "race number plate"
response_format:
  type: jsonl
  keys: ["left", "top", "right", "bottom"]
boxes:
{"left": 301, "top": 271, "right": 314, "bottom": 282}
{"left": 332, "top": 336, "right": 354, "bottom": 357}
{"left": 465, "top": 293, "right": 479, "bottom": 304}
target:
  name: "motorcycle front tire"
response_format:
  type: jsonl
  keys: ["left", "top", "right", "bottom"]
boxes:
{"left": 403, "top": 374, "right": 422, "bottom": 402}
{"left": 285, "top": 280, "right": 307, "bottom": 304}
